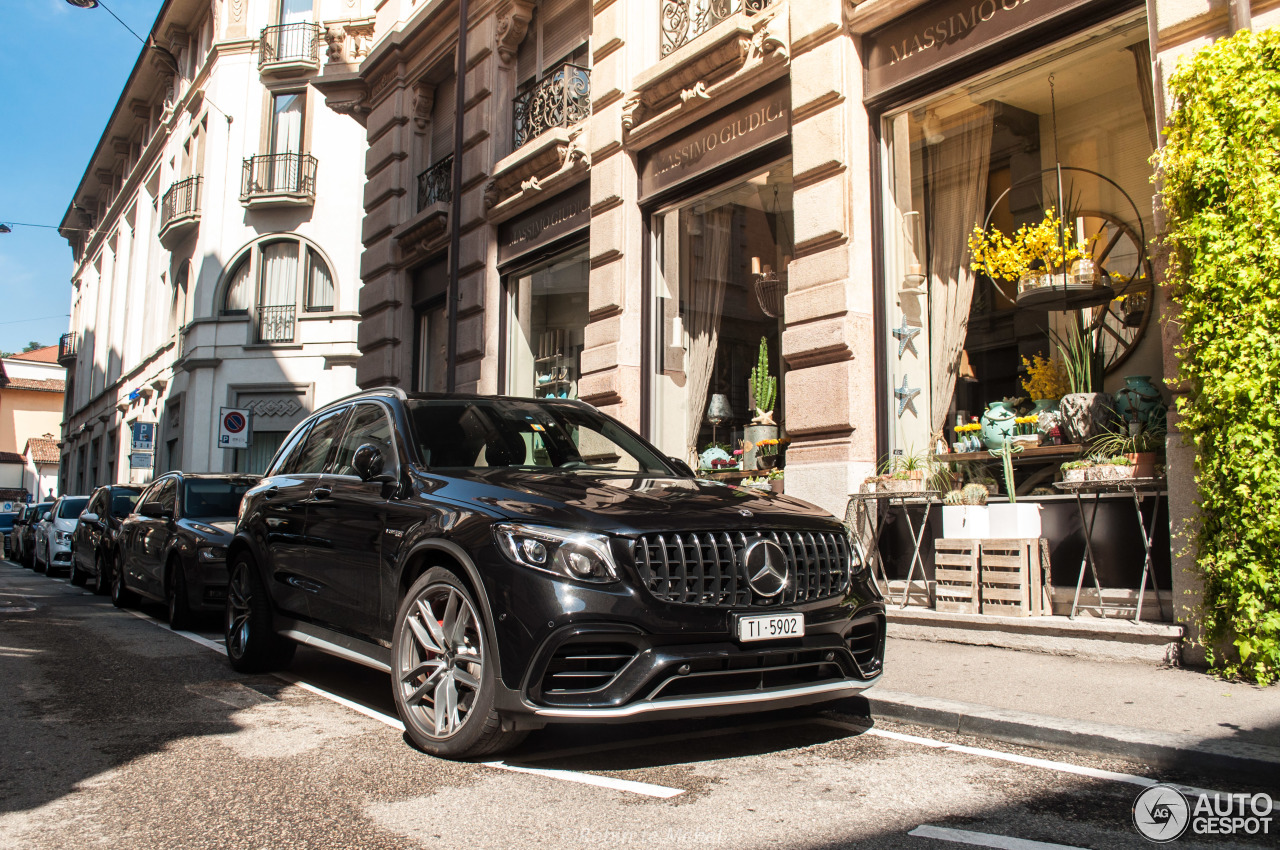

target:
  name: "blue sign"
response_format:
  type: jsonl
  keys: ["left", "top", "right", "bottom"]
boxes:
{"left": 131, "top": 422, "right": 155, "bottom": 452}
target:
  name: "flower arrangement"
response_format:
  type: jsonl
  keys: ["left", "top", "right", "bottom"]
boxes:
{"left": 1020, "top": 354, "right": 1071, "bottom": 401}
{"left": 968, "top": 208, "right": 1089, "bottom": 282}
{"left": 756, "top": 438, "right": 783, "bottom": 457}
{"left": 953, "top": 421, "right": 983, "bottom": 452}
{"left": 1014, "top": 415, "right": 1039, "bottom": 435}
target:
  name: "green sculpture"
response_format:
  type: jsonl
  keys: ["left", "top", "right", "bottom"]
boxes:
{"left": 749, "top": 337, "right": 777, "bottom": 425}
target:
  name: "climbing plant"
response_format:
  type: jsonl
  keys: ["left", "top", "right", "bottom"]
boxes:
{"left": 1158, "top": 28, "right": 1280, "bottom": 683}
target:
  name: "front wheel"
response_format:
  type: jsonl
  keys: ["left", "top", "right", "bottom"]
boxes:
{"left": 391, "top": 568, "right": 523, "bottom": 759}
{"left": 33, "top": 543, "right": 47, "bottom": 574}
{"left": 111, "top": 555, "right": 138, "bottom": 609}
{"left": 69, "top": 550, "right": 87, "bottom": 586}
{"left": 92, "top": 554, "right": 111, "bottom": 595}
{"left": 167, "top": 563, "right": 195, "bottom": 631}
{"left": 225, "top": 555, "right": 294, "bottom": 673}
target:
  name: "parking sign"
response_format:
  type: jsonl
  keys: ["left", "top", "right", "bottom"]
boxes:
{"left": 131, "top": 421, "right": 155, "bottom": 452}
{"left": 218, "top": 407, "right": 252, "bottom": 449}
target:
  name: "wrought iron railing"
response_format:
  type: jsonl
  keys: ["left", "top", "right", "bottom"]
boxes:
{"left": 660, "top": 0, "right": 774, "bottom": 57}
{"left": 256, "top": 305, "right": 296, "bottom": 344}
{"left": 161, "top": 176, "right": 201, "bottom": 228}
{"left": 512, "top": 63, "right": 591, "bottom": 150}
{"left": 240, "top": 153, "right": 318, "bottom": 200}
{"left": 58, "top": 332, "right": 78, "bottom": 366}
{"left": 259, "top": 22, "right": 322, "bottom": 66}
{"left": 417, "top": 155, "right": 454, "bottom": 212}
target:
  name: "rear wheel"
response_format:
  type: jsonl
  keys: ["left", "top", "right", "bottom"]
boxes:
{"left": 111, "top": 555, "right": 138, "bottom": 609}
{"left": 167, "top": 562, "right": 195, "bottom": 631}
{"left": 225, "top": 555, "right": 294, "bottom": 673}
{"left": 391, "top": 568, "right": 523, "bottom": 759}
{"left": 33, "top": 543, "right": 47, "bottom": 574}
{"left": 69, "top": 550, "right": 87, "bottom": 586}
{"left": 92, "top": 554, "right": 111, "bottom": 595}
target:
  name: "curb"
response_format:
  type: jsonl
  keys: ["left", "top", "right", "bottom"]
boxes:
{"left": 843, "top": 689, "right": 1280, "bottom": 784}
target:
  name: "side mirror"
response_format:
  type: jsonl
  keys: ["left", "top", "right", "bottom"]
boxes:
{"left": 80, "top": 512, "right": 99, "bottom": 525}
{"left": 140, "top": 501, "right": 173, "bottom": 519}
{"left": 353, "top": 443, "right": 397, "bottom": 484}
{"left": 667, "top": 457, "right": 695, "bottom": 478}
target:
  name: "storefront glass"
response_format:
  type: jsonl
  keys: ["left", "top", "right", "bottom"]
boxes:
{"left": 506, "top": 245, "right": 590, "bottom": 400}
{"left": 651, "top": 161, "right": 792, "bottom": 465}
{"left": 879, "top": 14, "right": 1159, "bottom": 455}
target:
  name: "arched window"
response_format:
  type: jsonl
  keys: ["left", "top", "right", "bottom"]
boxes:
{"left": 219, "top": 236, "right": 337, "bottom": 342}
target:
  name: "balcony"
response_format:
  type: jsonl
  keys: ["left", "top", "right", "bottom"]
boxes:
{"left": 159, "top": 176, "right": 201, "bottom": 248}
{"left": 512, "top": 63, "right": 591, "bottom": 150}
{"left": 240, "top": 153, "right": 318, "bottom": 208}
{"left": 259, "top": 22, "right": 323, "bottom": 75}
{"left": 660, "top": 0, "right": 774, "bottom": 57}
{"left": 417, "top": 155, "right": 454, "bottom": 213}
{"left": 58, "top": 332, "right": 78, "bottom": 367}
{"left": 256, "top": 305, "right": 296, "bottom": 344}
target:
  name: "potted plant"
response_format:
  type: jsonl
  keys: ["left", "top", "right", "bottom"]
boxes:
{"left": 987, "top": 439, "right": 1042, "bottom": 537}
{"left": 942, "top": 483, "right": 991, "bottom": 539}
{"left": 1052, "top": 323, "right": 1116, "bottom": 444}
{"left": 755, "top": 437, "right": 787, "bottom": 469}
{"left": 744, "top": 337, "right": 778, "bottom": 468}
{"left": 1091, "top": 420, "right": 1166, "bottom": 478}
{"left": 969, "top": 208, "right": 1090, "bottom": 300}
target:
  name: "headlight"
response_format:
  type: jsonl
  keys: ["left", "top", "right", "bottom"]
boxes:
{"left": 198, "top": 546, "right": 228, "bottom": 563}
{"left": 493, "top": 523, "right": 619, "bottom": 583}
{"left": 55, "top": 530, "right": 71, "bottom": 543}
{"left": 848, "top": 534, "right": 868, "bottom": 578}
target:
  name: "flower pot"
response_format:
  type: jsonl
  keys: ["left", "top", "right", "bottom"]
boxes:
{"left": 757, "top": 454, "right": 778, "bottom": 470}
{"left": 980, "top": 401, "right": 1018, "bottom": 450}
{"left": 1064, "top": 467, "right": 1088, "bottom": 482}
{"left": 743, "top": 424, "right": 777, "bottom": 469}
{"left": 1125, "top": 452, "right": 1157, "bottom": 478}
{"left": 988, "top": 503, "right": 1042, "bottom": 538}
{"left": 1010, "top": 433, "right": 1041, "bottom": 449}
{"left": 1059, "top": 392, "right": 1117, "bottom": 444}
{"left": 943, "top": 505, "right": 989, "bottom": 540}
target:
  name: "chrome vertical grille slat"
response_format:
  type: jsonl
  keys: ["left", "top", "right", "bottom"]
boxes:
{"left": 634, "top": 529, "right": 849, "bottom": 607}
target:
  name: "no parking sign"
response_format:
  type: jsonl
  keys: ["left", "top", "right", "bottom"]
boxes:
{"left": 218, "top": 407, "right": 252, "bottom": 449}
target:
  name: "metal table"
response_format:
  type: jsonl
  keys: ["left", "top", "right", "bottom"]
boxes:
{"left": 844, "top": 489, "right": 942, "bottom": 608}
{"left": 1054, "top": 478, "right": 1167, "bottom": 621}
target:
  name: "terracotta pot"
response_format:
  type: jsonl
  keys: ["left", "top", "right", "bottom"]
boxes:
{"left": 1126, "top": 451, "right": 1157, "bottom": 479}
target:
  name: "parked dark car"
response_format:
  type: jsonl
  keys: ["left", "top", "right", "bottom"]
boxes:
{"left": 0, "top": 510, "right": 17, "bottom": 558}
{"left": 17, "top": 502, "right": 54, "bottom": 568}
{"left": 114, "top": 473, "right": 259, "bottom": 629}
{"left": 226, "top": 389, "right": 885, "bottom": 759}
{"left": 70, "top": 484, "right": 144, "bottom": 593}
{"left": 10, "top": 506, "right": 33, "bottom": 563}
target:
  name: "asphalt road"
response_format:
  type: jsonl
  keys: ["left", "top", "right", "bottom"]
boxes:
{"left": 1, "top": 558, "right": 1273, "bottom": 850}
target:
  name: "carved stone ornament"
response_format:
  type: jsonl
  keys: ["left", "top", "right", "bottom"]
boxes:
{"left": 413, "top": 80, "right": 435, "bottom": 130}
{"left": 743, "top": 17, "right": 789, "bottom": 64}
{"left": 246, "top": 398, "right": 302, "bottom": 418}
{"left": 679, "top": 81, "right": 710, "bottom": 103}
{"left": 325, "top": 26, "right": 345, "bottom": 63}
{"left": 329, "top": 97, "right": 371, "bottom": 119}
{"left": 495, "top": 0, "right": 536, "bottom": 67}
{"left": 229, "top": 0, "right": 244, "bottom": 23}
{"left": 620, "top": 91, "right": 643, "bottom": 132}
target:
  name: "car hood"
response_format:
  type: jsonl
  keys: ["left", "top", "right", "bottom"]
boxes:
{"left": 419, "top": 467, "right": 843, "bottom": 535}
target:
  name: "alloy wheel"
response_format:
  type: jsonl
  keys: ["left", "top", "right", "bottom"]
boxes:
{"left": 226, "top": 563, "right": 252, "bottom": 660}
{"left": 396, "top": 584, "right": 484, "bottom": 739}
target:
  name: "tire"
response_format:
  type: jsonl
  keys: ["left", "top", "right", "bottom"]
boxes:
{"left": 92, "top": 554, "right": 111, "bottom": 595}
{"left": 391, "top": 568, "right": 523, "bottom": 759}
{"left": 33, "top": 543, "right": 47, "bottom": 574}
{"left": 225, "top": 555, "right": 294, "bottom": 673}
{"left": 69, "top": 550, "right": 87, "bottom": 586}
{"left": 167, "top": 561, "right": 195, "bottom": 631}
{"left": 111, "top": 555, "right": 139, "bottom": 609}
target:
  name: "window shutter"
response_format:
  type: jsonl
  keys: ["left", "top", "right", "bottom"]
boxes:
{"left": 541, "top": 0, "right": 590, "bottom": 71}
{"left": 430, "top": 76, "right": 456, "bottom": 164}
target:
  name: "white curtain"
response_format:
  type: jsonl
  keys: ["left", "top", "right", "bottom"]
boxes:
{"left": 223, "top": 257, "right": 251, "bottom": 312}
{"left": 259, "top": 242, "right": 298, "bottom": 306}
{"left": 271, "top": 93, "right": 304, "bottom": 190}
{"left": 306, "top": 249, "right": 334, "bottom": 310}
{"left": 684, "top": 206, "right": 733, "bottom": 456}
{"left": 927, "top": 103, "right": 996, "bottom": 436}
{"left": 280, "top": 0, "right": 312, "bottom": 25}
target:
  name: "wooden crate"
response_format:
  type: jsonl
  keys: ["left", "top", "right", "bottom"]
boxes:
{"left": 978, "top": 538, "right": 1045, "bottom": 617}
{"left": 933, "top": 539, "right": 980, "bottom": 614}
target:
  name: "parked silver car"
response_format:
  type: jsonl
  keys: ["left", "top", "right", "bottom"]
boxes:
{"left": 34, "top": 496, "right": 90, "bottom": 574}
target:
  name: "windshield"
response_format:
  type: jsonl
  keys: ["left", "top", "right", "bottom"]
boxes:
{"left": 110, "top": 490, "right": 141, "bottom": 518}
{"left": 406, "top": 399, "right": 672, "bottom": 475}
{"left": 57, "top": 498, "right": 89, "bottom": 519}
{"left": 183, "top": 480, "right": 253, "bottom": 519}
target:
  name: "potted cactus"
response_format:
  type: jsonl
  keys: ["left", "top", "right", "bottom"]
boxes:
{"left": 744, "top": 337, "right": 779, "bottom": 469}
{"left": 942, "top": 483, "right": 991, "bottom": 539}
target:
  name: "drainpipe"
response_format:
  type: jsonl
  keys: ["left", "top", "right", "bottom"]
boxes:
{"left": 1229, "top": 0, "right": 1252, "bottom": 33}
{"left": 446, "top": 0, "right": 469, "bottom": 393}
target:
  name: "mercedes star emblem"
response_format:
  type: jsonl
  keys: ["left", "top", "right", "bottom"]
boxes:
{"left": 739, "top": 508, "right": 753, "bottom": 517}
{"left": 742, "top": 539, "right": 789, "bottom": 597}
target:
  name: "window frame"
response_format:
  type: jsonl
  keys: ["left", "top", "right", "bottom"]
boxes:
{"left": 217, "top": 236, "right": 339, "bottom": 335}
{"left": 330, "top": 402, "right": 402, "bottom": 480}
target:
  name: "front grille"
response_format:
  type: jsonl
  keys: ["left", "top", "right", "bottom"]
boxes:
{"left": 647, "top": 648, "right": 849, "bottom": 700}
{"left": 634, "top": 530, "right": 850, "bottom": 607}
{"left": 540, "top": 642, "right": 638, "bottom": 695}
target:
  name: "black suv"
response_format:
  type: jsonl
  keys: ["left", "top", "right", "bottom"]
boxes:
{"left": 227, "top": 389, "right": 885, "bottom": 758}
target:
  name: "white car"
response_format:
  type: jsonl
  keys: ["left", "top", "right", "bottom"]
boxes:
{"left": 35, "top": 495, "right": 91, "bottom": 575}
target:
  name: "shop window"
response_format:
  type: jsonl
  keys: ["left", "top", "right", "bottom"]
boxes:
{"left": 652, "top": 162, "right": 792, "bottom": 464}
{"left": 506, "top": 246, "right": 589, "bottom": 400}
{"left": 413, "top": 257, "right": 449, "bottom": 393}
{"left": 219, "top": 237, "right": 337, "bottom": 342}
{"left": 880, "top": 19, "right": 1159, "bottom": 459}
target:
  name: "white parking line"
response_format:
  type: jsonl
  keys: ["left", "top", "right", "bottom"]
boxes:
{"left": 910, "top": 825, "right": 1085, "bottom": 850}
{"left": 118, "top": 605, "right": 685, "bottom": 799}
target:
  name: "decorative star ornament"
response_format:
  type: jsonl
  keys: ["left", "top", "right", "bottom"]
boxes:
{"left": 892, "top": 321, "right": 922, "bottom": 358}
{"left": 895, "top": 374, "right": 921, "bottom": 417}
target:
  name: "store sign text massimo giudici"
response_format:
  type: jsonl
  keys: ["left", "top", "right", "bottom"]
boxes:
{"left": 886, "top": 0, "right": 1036, "bottom": 67}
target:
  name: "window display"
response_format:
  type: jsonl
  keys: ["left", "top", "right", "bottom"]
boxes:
{"left": 506, "top": 246, "right": 589, "bottom": 400}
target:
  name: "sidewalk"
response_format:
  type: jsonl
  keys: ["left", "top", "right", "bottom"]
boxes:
{"left": 852, "top": 637, "right": 1280, "bottom": 782}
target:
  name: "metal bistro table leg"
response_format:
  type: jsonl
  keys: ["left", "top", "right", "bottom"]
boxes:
{"left": 898, "top": 498, "right": 933, "bottom": 609}
{"left": 1069, "top": 489, "right": 1105, "bottom": 619}
{"left": 861, "top": 496, "right": 893, "bottom": 594}
{"left": 1131, "top": 488, "right": 1164, "bottom": 624}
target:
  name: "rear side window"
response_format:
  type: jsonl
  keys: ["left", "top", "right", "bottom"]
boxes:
{"left": 57, "top": 498, "right": 89, "bottom": 519}
{"left": 291, "top": 407, "right": 350, "bottom": 475}
{"left": 110, "top": 489, "right": 141, "bottom": 518}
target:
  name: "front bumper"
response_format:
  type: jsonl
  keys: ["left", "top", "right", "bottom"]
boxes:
{"left": 48, "top": 539, "right": 73, "bottom": 569}
{"left": 188, "top": 559, "right": 230, "bottom": 612}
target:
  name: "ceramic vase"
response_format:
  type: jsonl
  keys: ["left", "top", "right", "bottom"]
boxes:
{"left": 744, "top": 424, "right": 777, "bottom": 470}
{"left": 1113, "top": 375, "right": 1165, "bottom": 428}
{"left": 980, "top": 401, "right": 1018, "bottom": 450}
{"left": 1059, "top": 392, "right": 1117, "bottom": 445}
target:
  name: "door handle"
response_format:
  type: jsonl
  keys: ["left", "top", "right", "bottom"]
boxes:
{"left": 264, "top": 486, "right": 280, "bottom": 499}
{"left": 312, "top": 486, "right": 332, "bottom": 500}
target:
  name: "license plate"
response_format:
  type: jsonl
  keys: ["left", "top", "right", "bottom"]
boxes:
{"left": 737, "top": 612, "right": 804, "bottom": 642}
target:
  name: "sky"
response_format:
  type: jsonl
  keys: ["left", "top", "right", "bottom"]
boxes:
{"left": 0, "top": 0, "right": 164, "bottom": 355}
